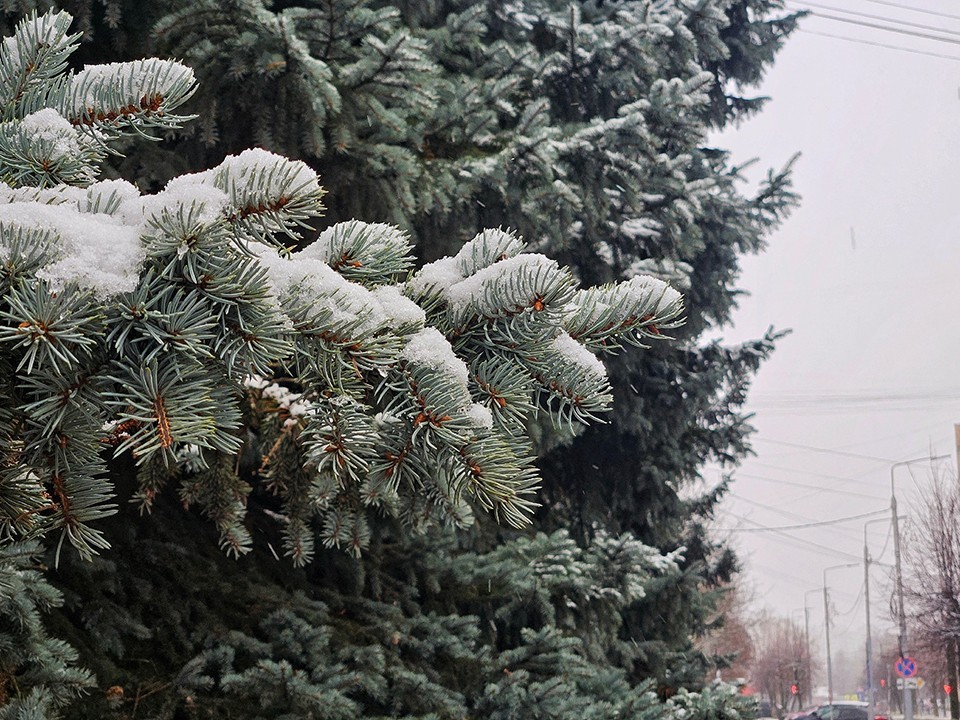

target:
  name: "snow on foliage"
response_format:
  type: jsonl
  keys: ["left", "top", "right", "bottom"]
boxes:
{"left": 64, "top": 59, "right": 195, "bottom": 121}
{"left": 446, "top": 253, "right": 558, "bottom": 321}
{"left": 0, "top": 200, "right": 143, "bottom": 294}
{"left": 551, "top": 332, "right": 607, "bottom": 380}
{"left": 401, "top": 327, "right": 469, "bottom": 385}
{"left": 253, "top": 242, "right": 388, "bottom": 333}
{"left": 0, "top": 10, "right": 67, "bottom": 69}
{"left": 370, "top": 285, "right": 425, "bottom": 327}
{"left": 405, "top": 255, "right": 463, "bottom": 296}
{"left": 212, "top": 147, "right": 321, "bottom": 197}
{"left": 623, "top": 274, "right": 683, "bottom": 314}
{"left": 19, "top": 109, "right": 83, "bottom": 160}
{"left": 0, "top": 8, "right": 687, "bottom": 564}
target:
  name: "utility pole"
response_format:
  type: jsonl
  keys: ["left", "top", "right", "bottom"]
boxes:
{"left": 865, "top": 524, "right": 875, "bottom": 717}
{"left": 804, "top": 588, "right": 822, "bottom": 707}
{"left": 864, "top": 517, "right": 899, "bottom": 720}
{"left": 956, "top": 424, "right": 960, "bottom": 483}
{"left": 954, "top": 425, "right": 960, "bottom": 720}
{"left": 824, "top": 584, "right": 833, "bottom": 705}
{"left": 891, "top": 454, "right": 951, "bottom": 720}
{"left": 824, "top": 563, "right": 859, "bottom": 705}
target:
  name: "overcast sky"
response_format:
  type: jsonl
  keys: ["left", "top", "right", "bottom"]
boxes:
{"left": 707, "top": 0, "right": 960, "bottom": 682}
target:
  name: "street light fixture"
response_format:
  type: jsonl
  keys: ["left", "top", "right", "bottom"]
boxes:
{"left": 891, "top": 454, "right": 950, "bottom": 720}
{"left": 824, "top": 562, "right": 860, "bottom": 704}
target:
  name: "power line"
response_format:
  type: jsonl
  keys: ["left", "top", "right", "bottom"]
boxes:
{"left": 752, "top": 396, "right": 960, "bottom": 409}
{"left": 753, "top": 562, "right": 825, "bottom": 590}
{"left": 728, "top": 491, "right": 867, "bottom": 540}
{"left": 829, "top": 420, "right": 951, "bottom": 452}
{"left": 753, "top": 404, "right": 960, "bottom": 414}
{"left": 835, "top": 581, "right": 866, "bottom": 618}
{"left": 752, "top": 388, "right": 960, "bottom": 404}
{"left": 837, "top": 585, "right": 867, "bottom": 636}
{"left": 717, "top": 507, "right": 888, "bottom": 532}
{"left": 755, "top": 402, "right": 960, "bottom": 416}
{"left": 752, "top": 562, "right": 858, "bottom": 598}
{"left": 907, "top": 463, "right": 925, "bottom": 493}
{"left": 750, "top": 389, "right": 960, "bottom": 415}
{"left": 860, "top": 0, "right": 960, "bottom": 23}
{"left": 749, "top": 460, "right": 886, "bottom": 488}
{"left": 719, "top": 511, "right": 865, "bottom": 562}
{"left": 876, "top": 521, "right": 894, "bottom": 563}
{"left": 736, "top": 472, "right": 884, "bottom": 501}
{"left": 730, "top": 489, "right": 853, "bottom": 521}
{"left": 787, "top": 1, "right": 960, "bottom": 38}
{"left": 802, "top": 9, "right": 960, "bottom": 46}
{"left": 754, "top": 437, "right": 899, "bottom": 463}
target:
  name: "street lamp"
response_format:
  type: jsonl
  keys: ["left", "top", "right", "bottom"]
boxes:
{"left": 891, "top": 454, "right": 950, "bottom": 720}
{"left": 824, "top": 562, "right": 860, "bottom": 704}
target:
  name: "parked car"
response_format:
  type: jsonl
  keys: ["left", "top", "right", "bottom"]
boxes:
{"left": 813, "top": 704, "right": 868, "bottom": 720}
{"left": 790, "top": 702, "right": 870, "bottom": 720}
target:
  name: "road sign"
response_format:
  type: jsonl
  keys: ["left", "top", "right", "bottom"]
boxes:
{"left": 896, "top": 656, "right": 918, "bottom": 678}
{"left": 897, "top": 678, "right": 920, "bottom": 689}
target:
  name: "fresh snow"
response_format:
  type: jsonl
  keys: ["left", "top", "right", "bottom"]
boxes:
{"left": 401, "top": 327, "right": 469, "bottom": 386}
{"left": 623, "top": 274, "right": 682, "bottom": 314}
{"left": 465, "top": 403, "right": 493, "bottom": 430}
{"left": 445, "top": 253, "right": 557, "bottom": 316}
{"left": 453, "top": 228, "right": 524, "bottom": 276}
{"left": 0, "top": 183, "right": 84, "bottom": 207}
{"left": 64, "top": 59, "right": 194, "bottom": 119}
{"left": 214, "top": 148, "right": 320, "bottom": 197}
{"left": 551, "top": 332, "right": 607, "bottom": 380}
{"left": 0, "top": 12, "right": 64, "bottom": 70}
{"left": 370, "top": 285, "right": 425, "bottom": 328}
{"left": 134, "top": 177, "right": 229, "bottom": 228}
{"left": 619, "top": 217, "right": 661, "bottom": 240}
{"left": 20, "top": 109, "right": 83, "bottom": 160}
{"left": 406, "top": 256, "right": 463, "bottom": 297}
{"left": 0, "top": 201, "right": 143, "bottom": 295}
{"left": 244, "top": 374, "right": 314, "bottom": 428}
{"left": 302, "top": 220, "right": 408, "bottom": 264}
{"left": 252, "top": 243, "right": 388, "bottom": 334}
{"left": 84, "top": 179, "right": 141, "bottom": 215}
{"left": 624, "top": 257, "right": 692, "bottom": 290}
{"left": 500, "top": 2, "right": 539, "bottom": 30}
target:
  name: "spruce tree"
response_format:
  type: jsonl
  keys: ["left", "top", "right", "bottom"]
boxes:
{"left": 0, "top": 9, "right": 719, "bottom": 717}
{"left": 0, "top": 542, "right": 93, "bottom": 718}
{"left": 0, "top": 1, "right": 802, "bottom": 715}
{"left": 111, "top": 0, "right": 800, "bottom": 685}
{"left": 0, "top": 8, "right": 684, "bottom": 560}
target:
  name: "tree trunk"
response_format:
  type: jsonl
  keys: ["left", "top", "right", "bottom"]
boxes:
{"left": 947, "top": 638, "right": 959, "bottom": 720}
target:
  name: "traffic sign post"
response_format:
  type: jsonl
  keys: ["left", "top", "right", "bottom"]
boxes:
{"left": 896, "top": 657, "right": 918, "bottom": 678}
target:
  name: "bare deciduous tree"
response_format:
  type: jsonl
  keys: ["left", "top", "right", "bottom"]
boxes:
{"left": 699, "top": 582, "right": 756, "bottom": 683}
{"left": 751, "top": 613, "right": 813, "bottom": 712}
{"left": 904, "top": 468, "right": 960, "bottom": 719}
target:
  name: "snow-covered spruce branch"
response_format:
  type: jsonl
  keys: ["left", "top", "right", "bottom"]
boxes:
{"left": 0, "top": 10, "right": 683, "bottom": 562}
{"left": 0, "top": 9, "right": 197, "bottom": 190}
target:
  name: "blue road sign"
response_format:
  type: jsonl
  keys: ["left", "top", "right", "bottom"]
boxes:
{"left": 896, "top": 656, "right": 918, "bottom": 678}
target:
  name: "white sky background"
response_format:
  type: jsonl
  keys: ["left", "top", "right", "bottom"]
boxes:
{"left": 707, "top": 0, "right": 960, "bottom": 686}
